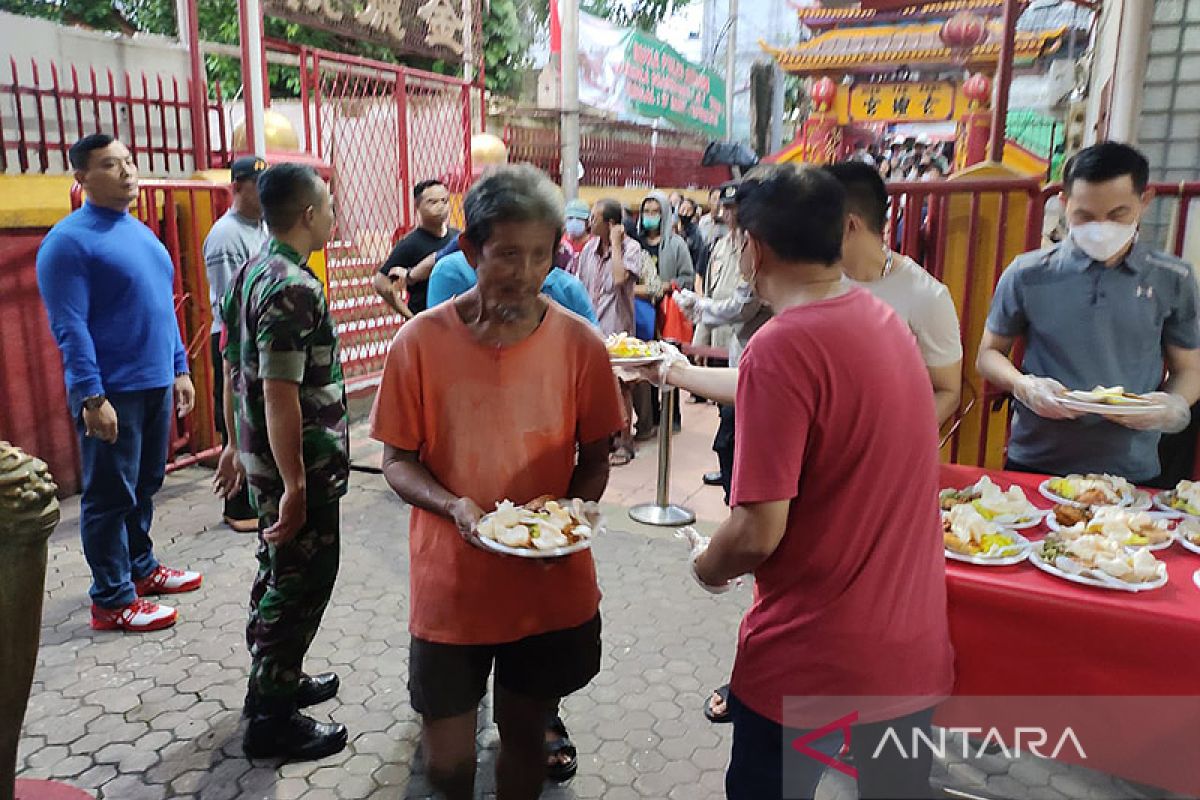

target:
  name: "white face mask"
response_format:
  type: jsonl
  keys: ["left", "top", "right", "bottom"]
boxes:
{"left": 1070, "top": 220, "right": 1138, "bottom": 263}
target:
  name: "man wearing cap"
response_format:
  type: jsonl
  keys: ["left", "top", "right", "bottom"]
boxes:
{"left": 691, "top": 182, "right": 742, "bottom": 353}
{"left": 562, "top": 199, "right": 592, "bottom": 263}
{"left": 698, "top": 187, "right": 725, "bottom": 245}
{"left": 204, "top": 155, "right": 268, "bottom": 532}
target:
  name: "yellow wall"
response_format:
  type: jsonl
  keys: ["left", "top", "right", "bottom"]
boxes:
{"left": 1002, "top": 141, "right": 1049, "bottom": 178}
{"left": 0, "top": 174, "right": 76, "bottom": 229}
{"left": 938, "top": 162, "right": 1035, "bottom": 468}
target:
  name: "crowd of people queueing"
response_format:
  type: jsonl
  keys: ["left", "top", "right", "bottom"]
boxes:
{"left": 849, "top": 133, "right": 953, "bottom": 182}
{"left": 34, "top": 132, "right": 1200, "bottom": 800}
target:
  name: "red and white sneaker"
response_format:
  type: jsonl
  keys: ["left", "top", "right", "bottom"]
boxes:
{"left": 135, "top": 565, "right": 203, "bottom": 596}
{"left": 90, "top": 599, "right": 178, "bottom": 632}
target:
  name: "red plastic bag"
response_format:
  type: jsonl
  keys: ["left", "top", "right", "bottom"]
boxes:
{"left": 658, "top": 290, "right": 693, "bottom": 344}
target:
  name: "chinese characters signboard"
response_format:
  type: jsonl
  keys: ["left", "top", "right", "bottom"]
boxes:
{"left": 623, "top": 31, "right": 726, "bottom": 139}
{"left": 266, "top": 0, "right": 470, "bottom": 61}
{"left": 849, "top": 82, "right": 955, "bottom": 123}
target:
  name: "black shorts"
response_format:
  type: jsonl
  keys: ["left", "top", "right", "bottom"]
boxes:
{"left": 409, "top": 613, "right": 602, "bottom": 720}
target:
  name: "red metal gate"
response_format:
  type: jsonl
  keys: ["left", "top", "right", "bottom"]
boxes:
{"left": 300, "top": 47, "right": 475, "bottom": 389}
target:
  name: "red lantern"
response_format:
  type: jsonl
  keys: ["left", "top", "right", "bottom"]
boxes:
{"left": 940, "top": 11, "right": 988, "bottom": 51}
{"left": 963, "top": 72, "right": 993, "bottom": 107}
{"left": 811, "top": 76, "right": 837, "bottom": 112}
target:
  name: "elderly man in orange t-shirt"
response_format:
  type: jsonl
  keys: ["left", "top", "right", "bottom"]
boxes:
{"left": 370, "top": 165, "right": 624, "bottom": 800}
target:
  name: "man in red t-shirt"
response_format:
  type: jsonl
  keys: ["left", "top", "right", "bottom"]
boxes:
{"left": 686, "top": 164, "right": 954, "bottom": 800}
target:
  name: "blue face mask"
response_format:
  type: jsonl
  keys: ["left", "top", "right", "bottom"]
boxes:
{"left": 565, "top": 218, "right": 587, "bottom": 238}
{"left": 642, "top": 214, "right": 661, "bottom": 232}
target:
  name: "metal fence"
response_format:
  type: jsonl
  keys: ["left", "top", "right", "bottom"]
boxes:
{"left": 503, "top": 118, "right": 731, "bottom": 189}
{"left": 0, "top": 55, "right": 230, "bottom": 175}
{"left": 301, "top": 46, "right": 475, "bottom": 388}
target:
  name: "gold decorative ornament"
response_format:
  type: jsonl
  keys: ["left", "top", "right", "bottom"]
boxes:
{"left": 0, "top": 442, "right": 57, "bottom": 521}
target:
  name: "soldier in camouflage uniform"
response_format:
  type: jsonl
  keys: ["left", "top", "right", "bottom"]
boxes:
{"left": 214, "top": 163, "right": 350, "bottom": 761}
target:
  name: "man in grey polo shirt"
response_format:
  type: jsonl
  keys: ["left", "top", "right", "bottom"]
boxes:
{"left": 977, "top": 142, "right": 1200, "bottom": 482}
{"left": 205, "top": 155, "right": 268, "bottom": 531}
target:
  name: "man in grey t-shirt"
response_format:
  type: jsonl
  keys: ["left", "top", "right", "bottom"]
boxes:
{"left": 977, "top": 142, "right": 1200, "bottom": 483}
{"left": 204, "top": 155, "right": 268, "bottom": 530}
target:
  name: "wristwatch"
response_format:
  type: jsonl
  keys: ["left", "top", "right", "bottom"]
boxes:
{"left": 82, "top": 394, "right": 107, "bottom": 411}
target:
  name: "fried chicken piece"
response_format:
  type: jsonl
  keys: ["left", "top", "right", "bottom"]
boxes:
{"left": 1053, "top": 504, "right": 1089, "bottom": 527}
{"left": 1074, "top": 488, "right": 1111, "bottom": 506}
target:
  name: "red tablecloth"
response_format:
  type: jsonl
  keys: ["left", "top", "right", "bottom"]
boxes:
{"left": 940, "top": 464, "right": 1200, "bottom": 794}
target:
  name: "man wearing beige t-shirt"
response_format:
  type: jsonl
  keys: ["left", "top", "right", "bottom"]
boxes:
{"left": 828, "top": 162, "right": 963, "bottom": 425}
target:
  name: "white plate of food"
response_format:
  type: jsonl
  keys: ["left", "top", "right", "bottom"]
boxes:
{"left": 939, "top": 476, "right": 1047, "bottom": 530}
{"left": 475, "top": 497, "right": 598, "bottom": 558}
{"left": 1129, "top": 490, "right": 1154, "bottom": 512}
{"left": 1044, "top": 506, "right": 1176, "bottom": 551}
{"left": 1038, "top": 474, "right": 1135, "bottom": 509}
{"left": 1057, "top": 386, "right": 1166, "bottom": 417}
{"left": 1030, "top": 534, "right": 1168, "bottom": 592}
{"left": 942, "top": 505, "right": 1033, "bottom": 566}
{"left": 606, "top": 333, "right": 663, "bottom": 367}
{"left": 1176, "top": 518, "right": 1200, "bottom": 556}
{"left": 1154, "top": 480, "right": 1200, "bottom": 518}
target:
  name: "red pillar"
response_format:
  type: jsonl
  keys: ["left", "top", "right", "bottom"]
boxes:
{"left": 957, "top": 111, "right": 992, "bottom": 170}
{"left": 801, "top": 113, "right": 841, "bottom": 165}
{"left": 960, "top": 72, "right": 994, "bottom": 169}
{"left": 988, "top": 0, "right": 1020, "bottom": 162}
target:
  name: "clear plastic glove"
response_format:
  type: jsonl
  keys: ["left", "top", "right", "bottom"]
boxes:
{"left": 1013, "top": 375, "right": 1081, "bottom": 420}
{"left": 613, "top": 341, "right": 687, "bottom": 387}
{"left": 674, "top": 288, "right": 700, "bottom": 319}
{"left": 655, "top": 342, "right": 688, "bottom": 387}
{"left": 675, "top": 526, "right": 732, "bottom": 594}
{"left": 1104, "top": 392, "right": 1192, "bottom": 433}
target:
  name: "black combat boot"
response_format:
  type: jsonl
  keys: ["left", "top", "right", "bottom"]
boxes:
{"left": 242, "top": 695, "right": 348, "bottom": 761}
{"left": 296, "top": 672, "right": 339, "bottom": 707}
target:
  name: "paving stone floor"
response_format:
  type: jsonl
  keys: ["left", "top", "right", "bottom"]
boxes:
{"left": 13, "top": 411, "right": 1192, "bottom": 799}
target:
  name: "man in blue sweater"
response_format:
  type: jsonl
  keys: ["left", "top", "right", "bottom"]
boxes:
{"left": 37, "top": 134, "right": 203, "bottom": 633}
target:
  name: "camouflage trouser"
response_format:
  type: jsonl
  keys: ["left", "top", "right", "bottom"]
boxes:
{"left": 246, "top": 501, "right": 340, "bottom": 702}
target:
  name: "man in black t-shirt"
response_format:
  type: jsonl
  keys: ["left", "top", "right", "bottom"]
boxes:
{"left": 373, "top": 179, "right": 458, "bottom": 317}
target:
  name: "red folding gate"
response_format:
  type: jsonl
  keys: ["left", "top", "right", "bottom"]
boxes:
{"left": 300, "top": 48, "right": 475, "bottom": 389}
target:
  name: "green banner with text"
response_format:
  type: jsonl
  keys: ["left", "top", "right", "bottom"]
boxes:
{"left": 623, "top": 31, "right": 726, "bottom": 139}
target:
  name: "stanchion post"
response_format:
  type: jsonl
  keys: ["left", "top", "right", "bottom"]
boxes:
{"left": 629, "top": 386, "right": 696, "bottom": 527}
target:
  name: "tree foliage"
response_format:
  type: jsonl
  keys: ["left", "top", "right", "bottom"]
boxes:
{"left": 1, "top": 0, "right": 694, "bottom": 98}
{"left": 580, "top": 0, "right": 695, "bottom": 33}
{"left": 1, "top": 0, "right": 531, "bottom": 97}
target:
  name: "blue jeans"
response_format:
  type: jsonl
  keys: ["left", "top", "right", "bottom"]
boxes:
{"left": 726, "top": 692, "right": 936, "bottom": 800}
{"left": 77, "top": 387, "right": 171, "bottom": 608}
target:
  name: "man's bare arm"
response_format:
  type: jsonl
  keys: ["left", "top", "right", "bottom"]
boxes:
{"left": 665, "top": 364, "right": 738, "bottom": 406}
{"left": 929, "top": 361, "right": 962, "bottom": 426}
{"left": 567, "top": 437, "right": 612, "bottom": 502}
{"left": 975, "top": 329, "right": 1024, "bottom": 392}
{"left": 694, "top": 499, "right": 790, "bottom": 586}
{"left": 372, "top": 272, "right": 414, "bottom": 318}
{"left": 406, "top": 252, "right": 439, "bottom": 284}
{"left": 1164, "top": 345, "right": 1200, "bottom": 405}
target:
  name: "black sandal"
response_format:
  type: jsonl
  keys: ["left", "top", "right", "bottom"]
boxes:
{"left": 704, "top": 684, "right": 732, "bottom": 724}
{"left": 546, "top": 715, "right": 578, "bottom": 783}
